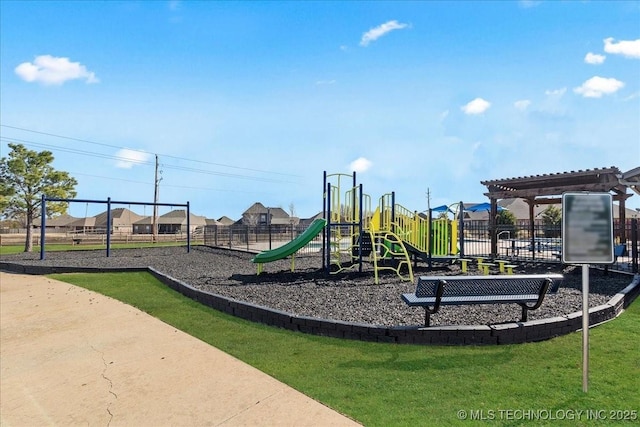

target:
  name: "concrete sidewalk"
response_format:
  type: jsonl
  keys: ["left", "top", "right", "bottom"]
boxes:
{"left": 0, "top": 271, "right": 361, "bottom": 426}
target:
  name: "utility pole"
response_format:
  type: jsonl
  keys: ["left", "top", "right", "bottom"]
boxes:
{"left": 152, "top": 154, "right": 159, "bottom": 242}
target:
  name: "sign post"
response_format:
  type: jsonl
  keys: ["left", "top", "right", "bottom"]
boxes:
{"left": 562, "top": 192, "right": 614, "bottom": 393}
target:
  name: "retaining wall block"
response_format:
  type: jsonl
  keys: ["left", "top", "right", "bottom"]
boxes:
{"left": 3, "top": 264, "right": 638, "bottom": 347}
{"left": 490, "top": 323, "right": 526, "bottom": 345}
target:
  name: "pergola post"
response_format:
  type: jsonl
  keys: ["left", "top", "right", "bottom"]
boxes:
{"left": 490, "top": 199, "right": 498, "bottom": 258}
{"left": 527, "top": 199, "right": 535, "bottom": 260}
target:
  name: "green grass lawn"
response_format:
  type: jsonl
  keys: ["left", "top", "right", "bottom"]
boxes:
{"left": 51, "top": 271, "right": 640, "bottom": 426}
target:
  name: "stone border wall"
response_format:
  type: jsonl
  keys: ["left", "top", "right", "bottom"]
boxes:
{"left": 2, "top": 261, "right": 639, "bottom": 345}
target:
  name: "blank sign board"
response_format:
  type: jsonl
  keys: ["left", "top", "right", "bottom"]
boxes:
{"left": 562, "top": 193, "right": 614, "bottom": 264}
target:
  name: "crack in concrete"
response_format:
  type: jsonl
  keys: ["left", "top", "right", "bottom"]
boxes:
{"left": 216, "top": 390, "right": 284, "bottom": 426}
{"left": 92, "top": 345, "right": 116, "bottom": 426}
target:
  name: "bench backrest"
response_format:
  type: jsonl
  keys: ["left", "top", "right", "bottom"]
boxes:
{"left": 415, "top": 274, "right": 564, "bottom": 298}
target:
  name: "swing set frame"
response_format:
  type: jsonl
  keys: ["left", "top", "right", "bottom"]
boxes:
{"left": 39, "top": 195, "right": 190, "bottom": 260}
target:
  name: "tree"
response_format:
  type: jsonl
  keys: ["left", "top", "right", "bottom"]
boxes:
{"left": 0, "top": 143, "right": 77, "bottom": 252}
{"left": 541, "top": 205, "right": 562, "bottom": 238}
{"left": 496, "top": 210, "right": 517, "bottom": 239}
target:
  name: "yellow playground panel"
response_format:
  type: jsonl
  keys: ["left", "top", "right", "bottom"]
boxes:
{"left": 323, "top": 172, "right": 460, "bottom": 284}
{"left": 377, "top": 193, "right": 459, "bottom": 257}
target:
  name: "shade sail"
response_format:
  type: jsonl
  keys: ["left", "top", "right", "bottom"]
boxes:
{"left": 465, "top": 202, "right": 506, "bottom": 212}
{"left": 431, "top": 205, "right": 453, "bottom": 213}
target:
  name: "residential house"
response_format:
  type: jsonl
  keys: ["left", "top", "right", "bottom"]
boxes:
{"left": 133, "top": 209, "right": 207, "bottom": 234}
{"left": 299, "top": 211, "right": 324, "bottom": 228}
{"left": 43, "top": 214, "right": 80, "bottom": 232}
{"left": 237, "top": 202, "right": 299, "bottom": 230}
{"left": 216, "top": 216, "right": 235, "bottom": 226}
{"left": 37, "top": 209, "right": 144, "bottom": 234}
{"left": 92, "top": 208, "right": 146, "bottom": 234}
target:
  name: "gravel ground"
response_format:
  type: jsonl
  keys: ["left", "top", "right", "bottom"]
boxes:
{"left": 2, "top": 246, "right": 637, "bottom": 327}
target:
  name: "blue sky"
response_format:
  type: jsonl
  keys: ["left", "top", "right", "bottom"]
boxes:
{"left": 1, "top": 1, "right": 639, "bottom": 220}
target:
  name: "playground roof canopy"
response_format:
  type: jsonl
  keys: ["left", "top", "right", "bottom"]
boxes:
{"left": 480, "top": 166, "right": 634, "bottom": 202}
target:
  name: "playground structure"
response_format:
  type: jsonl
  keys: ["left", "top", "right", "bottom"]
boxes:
{"left": 251, "top": 218, "right": 327, "bottom": 274}
{"left": 250, "top": 171, "right": 463, "bottom": 282}
{"left": 322, "top": 171, "right": 462, "bottom": 284}
{"left": 250, "top": 167, "right": 639, "bottom": 278}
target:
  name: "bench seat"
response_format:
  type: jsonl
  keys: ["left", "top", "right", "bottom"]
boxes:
{"left": 402, "top": 293, "right": 544, "bottom": 305}
{"left": 402, "top": 274, "right": 563, "bottom": 326}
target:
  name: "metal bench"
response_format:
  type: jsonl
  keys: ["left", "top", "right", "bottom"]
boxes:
{"left": 401, "top": 274, "right": 564, "bottom": 326}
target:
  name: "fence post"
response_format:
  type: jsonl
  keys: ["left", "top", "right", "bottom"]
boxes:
{"left": 632, "top": 218, "right": 638, "bottom": 273}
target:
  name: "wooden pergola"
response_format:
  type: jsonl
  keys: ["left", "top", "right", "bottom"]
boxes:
{"left": 481, "top": 166, "right": 638, "bottom": 258}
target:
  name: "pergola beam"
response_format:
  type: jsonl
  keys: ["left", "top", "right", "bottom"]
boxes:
{"left": 480, "top": 166, "right": 635, "bottom": 257}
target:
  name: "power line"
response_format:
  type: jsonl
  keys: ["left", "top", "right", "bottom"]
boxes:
{"left": 70, "top": 171, "right": 265, "bottom": 194}
{"left": 0, "top": 124, "right": 301, "bottom": 178}
{"left": 1, "top": 136, "right": 295, "bottom": 183}
{"left": 1, "top": 137, "right": 155, "bottom": 166}
{"left": 69, "top": 171, "right": 154, "bottom": 186}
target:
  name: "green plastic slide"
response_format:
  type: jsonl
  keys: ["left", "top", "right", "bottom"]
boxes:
{"left": 251, "top": 218, "right": 327, "bottom": 264}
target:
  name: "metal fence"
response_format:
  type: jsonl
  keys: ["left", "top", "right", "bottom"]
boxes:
{"left": 460, "top": 219, "right": 638, "bottom": 272}
{"left": 204, "top": 219, "right": 639, "bottom": 273}
{"left": 204, "top": 224, "right": 323, "bottom": 254}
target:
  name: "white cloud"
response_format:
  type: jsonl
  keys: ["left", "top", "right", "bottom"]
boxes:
{"left": 624, "top": 91, "right": 640, "bottom": 101}
{"left": 315, "top": 79, "right": 336, "bottom": 86}
{"left": 14, "top": 55, "right": 99, "bottom": 85}
{"left": 545, "top": 87, "right": 567, "bottom": 97}
{"left": 573, "top": 76, "right": 625, "bottom": 98}
{"left": 360, "top": 20, "right": 409, "bottom": 47}
{"left": 584, "top": 52, "right": 606, "bottom": 65}
{"left": 115, "top": 149, "right": 152, "bottom": 169}
{"left": 349, "top": 157, "right": 372, "bottom": 173}
{"left": 603, "top": 37, "right": 640, "bottom": 59}
{"left": 461, "top": 98, "right": 491, "bottom": 115}
{"left": 519, "top": 0, "right": 542, "bottom": 8}
{"left": 514, "top": 100, "right": 531, "bottom": 111}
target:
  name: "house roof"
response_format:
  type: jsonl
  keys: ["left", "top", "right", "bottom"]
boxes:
{"left": 69, "top": 216, "right": 97, "bottom": 227}
{"left": 237, "top": 202, "right": 292, "bottom": 225}
{"left": 496, "top": 199, "right": 548, "bottom": 219}
{"left": 134, "top": 210, "right": 207, "bottom": 225}
{"left": 243, "top": 202, "right": 267, "bottom": 215}
{"left": 306, "top": 212, "right": 325, "bottom": 221}
{"left": 268, "top": 207, "right": 289, "bottom": 218}
{"left": 46, "top": 214, "right": 79, "bottom": 227}
{"left": 271, "top": 217, "right": 299, "bottom": 226}
{"left": 242, "top": 203, "right": 290, "bottom": 218}
{"left": 216, "top": 216, "right": 235, "bottom": 225}
{"left": 93, "top": 208, "right": 145, "bottom": 226}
